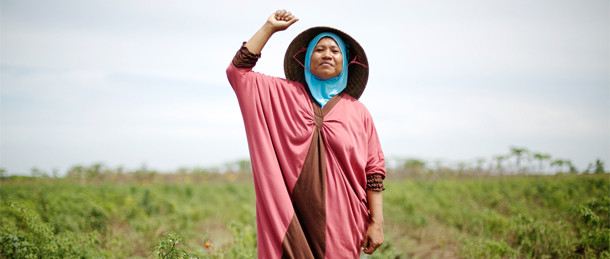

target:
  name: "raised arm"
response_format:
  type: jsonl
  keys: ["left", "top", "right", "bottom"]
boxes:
{"left": 244, "top": 9, "right": 299, "bottom": 54}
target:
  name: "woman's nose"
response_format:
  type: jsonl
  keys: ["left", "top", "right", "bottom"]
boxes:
{"left": 322, "top": 50, "right": 332, "bottom": 59}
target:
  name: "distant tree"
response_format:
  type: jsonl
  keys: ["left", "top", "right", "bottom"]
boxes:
{"left": 533, "top": 153, "right": 551, "bottom": 173}
{"left": 565, "top": 160, "right": 578, "bottom": 174}
{"left": 583, "top": 163, "right": 594, "bottom": 174}
{"left": 223, "top": 159, "right": 253, "bottom": 173}
{"left": 551, "top": 159, "right": 571, "bottom": 173}
{"left": 510, "top": 147, "right": 529, "bottom": 173}
{"left": 475, "top": 158, "right": 487, "bottom": 174}
{"left": 456, "top": 161, "right": 468, "bottom": 175}
{"left": 404, "top": 158, "right": 427, "bottom": 176}
{"left": 594, "top": 159, "right": 606, "bottom": 174}
{"left": 433, "top": 159, "right": 444, "bottom": 172}
{"left": 67, "top": 165, "right": 85, "bottom": 179}
{"left": 87, "top": 163, "right": 104, "bottom": 179}
{"left": 116, "top": 166, "right": 125, "bottom": 175}
{"left": 30, "top": 167, "right": 48, "bottom": 178}
{"left": 237, "top": 159, "right": 252, "bottom": 173}
{"left": 494, "top": 155, "right": 506, "bottom": 175}
{"left": 550, "top": 159, "right": 564, "bottom": 173}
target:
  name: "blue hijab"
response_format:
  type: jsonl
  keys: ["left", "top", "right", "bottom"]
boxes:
{"left": 304, "top": 32, "right": 348, "bottom": 107}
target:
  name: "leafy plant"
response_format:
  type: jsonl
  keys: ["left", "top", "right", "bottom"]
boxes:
{"left": 152, "top": 231, "right": 192, "bottom": 259}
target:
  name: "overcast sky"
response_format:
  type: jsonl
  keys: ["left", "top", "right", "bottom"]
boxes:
{"left": 1, "top": 0, "right": 608, "bottom": 175}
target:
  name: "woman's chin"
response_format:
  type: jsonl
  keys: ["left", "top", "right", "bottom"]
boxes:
{"left": 313, "top": 72, "right": 340, "bottom": 80}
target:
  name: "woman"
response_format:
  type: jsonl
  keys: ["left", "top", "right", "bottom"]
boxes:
{"left": 226, "top": 10, "right": 386, "bottom": 258}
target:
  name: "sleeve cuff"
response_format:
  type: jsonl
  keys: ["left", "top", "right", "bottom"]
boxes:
{"left": 366, "top": 174, "right": 385, "bottom": 191}
{"left": 232, "top": 42, "right": 261, "bottom": 68}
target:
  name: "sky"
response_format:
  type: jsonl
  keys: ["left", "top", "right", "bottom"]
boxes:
{"left": 1, "top": 0, "right": 608, "bottom": 175}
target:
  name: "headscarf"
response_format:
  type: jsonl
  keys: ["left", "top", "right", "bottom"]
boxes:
{"left": 304, "top": 32, "right": 348, "bottom": 107}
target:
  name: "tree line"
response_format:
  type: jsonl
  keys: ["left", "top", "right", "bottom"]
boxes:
{"left": 387, "top": 146, "right": 607, "bottom": 179}
{"left": 1, "top": 146, "right": 606, "bottom": 182}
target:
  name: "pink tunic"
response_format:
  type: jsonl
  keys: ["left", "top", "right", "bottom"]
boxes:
{"left": 226, "top": 60, "right": 385, "bottom": 258}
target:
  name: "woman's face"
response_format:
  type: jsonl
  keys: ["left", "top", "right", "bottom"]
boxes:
{"left": 309, "top": 37, "right": 343, "bottom": 80}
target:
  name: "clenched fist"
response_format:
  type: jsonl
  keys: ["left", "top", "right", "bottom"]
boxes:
{"left": 266, "top": 9, "right": 299, "bottom": 32}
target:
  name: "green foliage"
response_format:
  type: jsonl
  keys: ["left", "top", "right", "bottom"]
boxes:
{"left": 222, "top": 221, "right": 257, "bottom": 258}
{"left": 152, "top": 231, "right": 191, "bottom": 259}
{"left": 1, "top": 174, "right": 607, "bottom": 258}
{"left": 0, "top": 180, "right": 257, "bottom": 258}
{"left": 460, "top": 237, "right": 516, "bottom": 259}
{"left": 0, "top": 202, "right": 98, "bottom": 258}
{"left": 594, "top": 159, "right": 606, "bottom": 174}
{"left": 402, "top": 158, "right": 427, "bottom": 176}
{"left": 384, "top": 174, "right": 609, "bottom": 258}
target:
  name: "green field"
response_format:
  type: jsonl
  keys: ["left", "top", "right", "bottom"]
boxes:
{"left": 1, "top": 172, "right": 608, "bottom": 258}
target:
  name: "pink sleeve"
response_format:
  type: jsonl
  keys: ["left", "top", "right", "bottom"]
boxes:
{"left": 226, "top": 61, "right": 314, "bottom": 184}
{"left": 365, "top": 109, "right": 386, "bottom": 179}
{"left": 226, "top": 61, "right": 315, "bottom": 258}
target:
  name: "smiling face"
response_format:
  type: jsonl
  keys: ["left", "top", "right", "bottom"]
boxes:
{"left": 309, "top": 37, "right": 343, "bottom": 80}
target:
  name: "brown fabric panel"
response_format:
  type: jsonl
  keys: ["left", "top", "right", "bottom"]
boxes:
{"left": 320, "top": 93, "right": 343, "bottom": 117}
{"left": 310, "top": 93, "right": 344, "bottom": 117}
{"left": 282, "top": 94, "right": 343, "bottom": 258}
{"left": 232, "top": 42, "right": 261, "bottom": 68}
{"left": 281, "top": 214, "right": 315, "bottom": 259}
{"left": 284, "top": 129, "right": 326, "bottom": 258}
{"left": 366, "top": 174, "right": 386, "bottom": 191}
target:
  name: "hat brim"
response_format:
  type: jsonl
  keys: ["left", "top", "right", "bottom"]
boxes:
{"left": 284, "top": 26, "right": 368, "bottom": 100}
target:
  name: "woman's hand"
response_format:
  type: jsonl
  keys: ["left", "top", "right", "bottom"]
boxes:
{"left": 362, "top": 221, "right": 384, "bottom": 254}
{"left": 362, "top": 189, "right": 384, "bottom": 254}
{"left": 266, "top": 9, "right": 299, "bottom": 32}
{"left": 244, "top": 9, "right": 298, "bottom": 54}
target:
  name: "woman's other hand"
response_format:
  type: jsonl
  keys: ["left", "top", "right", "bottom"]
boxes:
{"left": 362, "top": 189, "right": 384, "bottom": 254}
{"left": 266, "top": 9, "right": 299, "bottom": 32}
{"left": 362, "top": 221, "right": 384, "bottom": 254}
